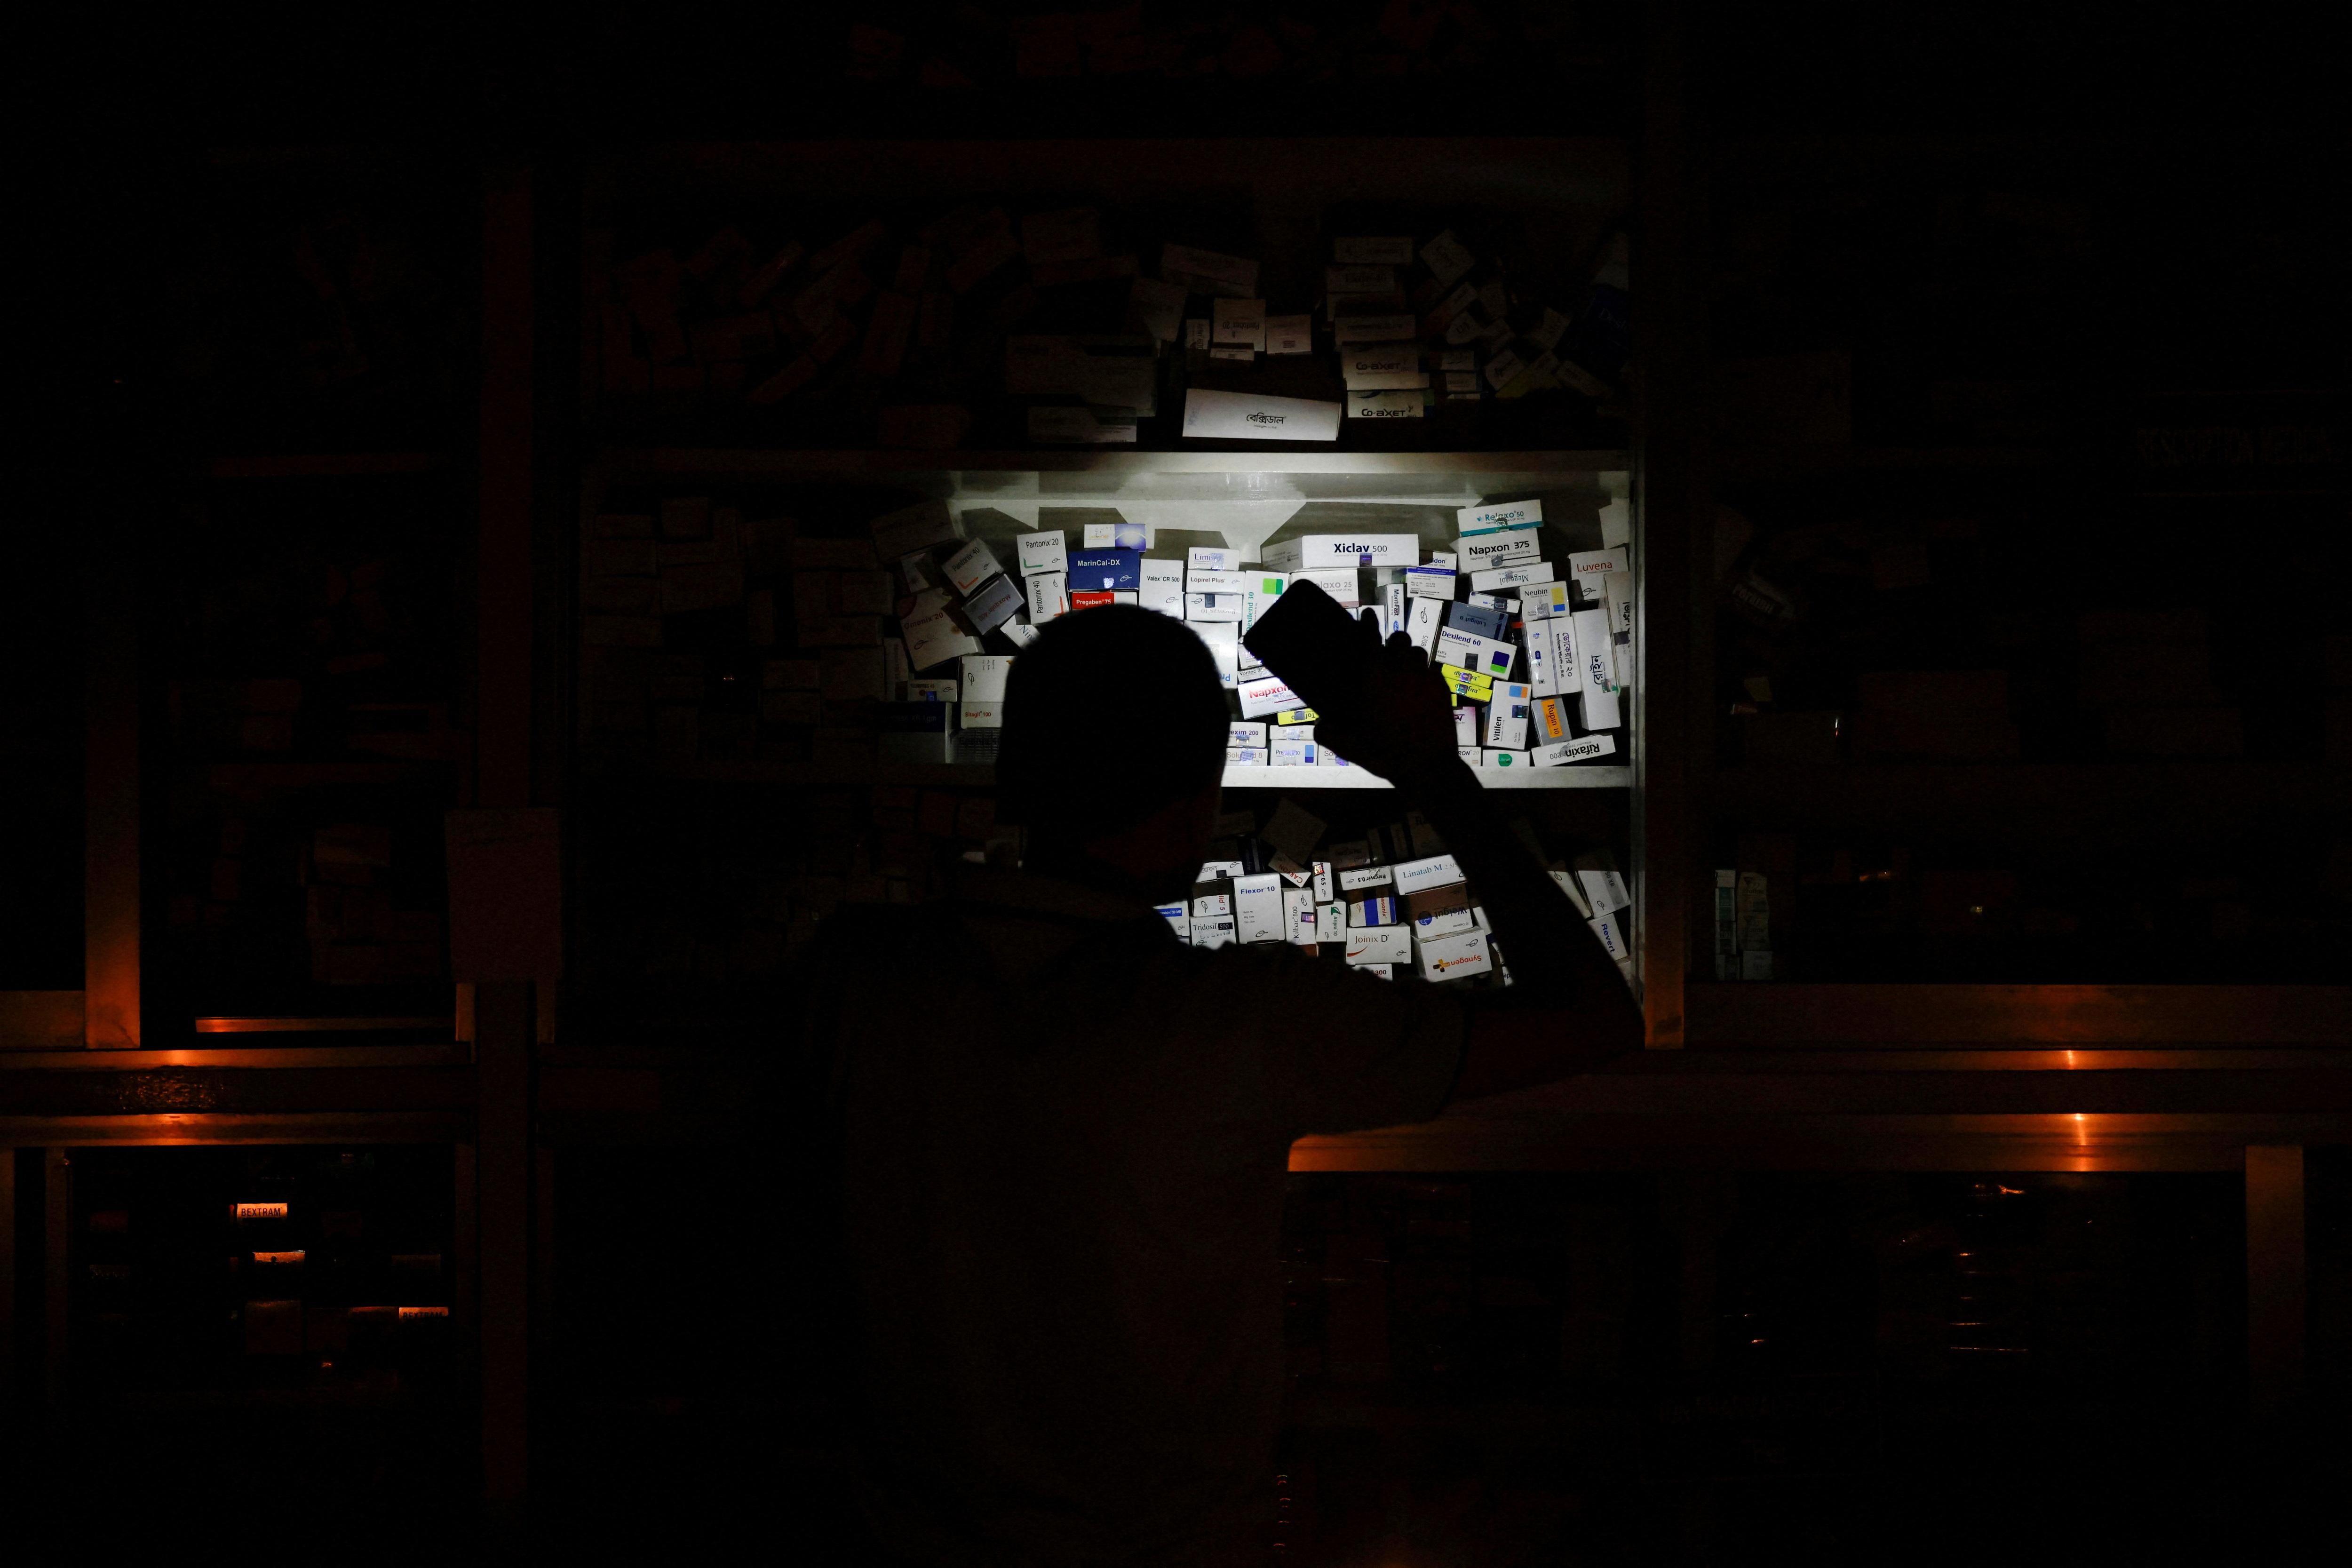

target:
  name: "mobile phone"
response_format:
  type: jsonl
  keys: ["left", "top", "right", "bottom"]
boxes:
{"left": 1242, "top": 579, "right": 1381, "bottom": 718}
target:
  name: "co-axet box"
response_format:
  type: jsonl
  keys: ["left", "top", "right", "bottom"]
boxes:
{"left": 1344, "top": 926, "right": 1412, "bottom": 966}
{"left": 1259, "top": 535, "right": 1421, "bottom": 572}
{"left": 1181, "top": 388, "right": 1341, "bottom": 442}
{"left": 1391, "top": 854, "right": 1465, "bottom": 896}
{"left": 1416, "top": 929, "right": 1493, "bottom": 982}
{"left": 1340, "top": 343, "right": 1422, "bottom": 388}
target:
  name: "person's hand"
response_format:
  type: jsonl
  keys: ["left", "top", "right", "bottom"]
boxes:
{"left": 1312, "top": 624, "right": 1461, "bottom": 785}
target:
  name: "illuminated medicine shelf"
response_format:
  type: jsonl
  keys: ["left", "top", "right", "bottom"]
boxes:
{"left": 1224, "top": 764, "right": 1630, "bottom": 790}
{"left": 579, "top": 449, "right": 1641, "bottom": 796}
{"left": 614, "top": 759, "right": 1631, "bottom": 791}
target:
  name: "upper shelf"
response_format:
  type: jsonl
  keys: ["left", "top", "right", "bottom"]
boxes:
{"left": 1713, "top": 445, "right": 2058, "bottom": 482}
{"left": 590, "top": 759, "right": 1631, "bottom": 791}
{"left": 602, "top": 447, "right": 1630, "bottom": 484}
{"left": 205, "top": 452, "right": 456, "bottom": 479}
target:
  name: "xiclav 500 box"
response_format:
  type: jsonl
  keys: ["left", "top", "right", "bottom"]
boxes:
{"left": 1260, "top": 535, "right": 1421, "bottom": 572}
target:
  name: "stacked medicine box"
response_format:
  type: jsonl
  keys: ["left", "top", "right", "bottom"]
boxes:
{"left": 1149, "top": 800, "right": 1636, "bottom": 986}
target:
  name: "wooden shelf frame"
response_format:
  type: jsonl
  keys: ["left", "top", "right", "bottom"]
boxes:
{"left": 1686, "top": 983, "right": 2352, "bottom": 1046}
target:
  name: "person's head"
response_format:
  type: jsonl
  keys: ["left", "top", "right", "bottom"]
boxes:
{"left": 995, "top": 605, "right": 1228, "bottom": 904}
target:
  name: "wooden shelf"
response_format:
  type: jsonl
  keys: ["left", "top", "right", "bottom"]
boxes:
{"left": 1685, "top": 983, "right": 2352, "bottom": 1045}
{"left": 1224, "top": 764, "right": 1631, "bottom": 790}
{"left": 204, "top": 452, "right": 455, "bottom": 478}
{"left": 603, "top": 448, "right": 1632, "bottom": 476}
{"left": 192, "top": 1015, "right": 454, "bottom": 1036}
{"left": 1711, "top": 760, "right": 2335, "bottom": 845}
{"left": 1, "top": 990, "right": 82, "bottom": 1050}
{"left": 583, "top": 758, "right": 1631, "bottom": 791}
{"left": 0, "top": 1043, "right": 468, "bottom": 1070}
{"left": 1289, "top": 1038, "right": 2352, "bottom": 1172}
{"left": 1290, "top": 1111, "right": 2347, "bottom": 1174}
{"left": 0, "top": 1110, "right": 469, "bottom": 1146}
{"left": 1713, "top": 444, "right": 2058, "bottom": 482}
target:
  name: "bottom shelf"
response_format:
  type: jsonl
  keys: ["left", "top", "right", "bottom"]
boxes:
{"left": 1224, "top": 763, "right": 1630, "bottom": 790}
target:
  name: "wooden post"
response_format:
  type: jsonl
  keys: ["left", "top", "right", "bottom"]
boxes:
{"left": 1633, "top": 0, "right": 1707, "bottom": 1047}
{"left": 45, "top": 1149, "right": 71, "bottom": 1406}
{"left": 470, "top": 158, "right": 541, "bottom": 1509}
{"left": 475, "top": 980, "right": 533, "bottom": 1504}
{"left": 2245, "top": 1144, "right": 2305, "bottom": 1414}
{"left": 1672, "top": 1173, "right": 1733, "bottom": 1378}
{"left": 0, "top": 1150, "right": 15, "bottom": 1405}
{"left": 85, "top": 526, "right": 141, "bottom": 1048}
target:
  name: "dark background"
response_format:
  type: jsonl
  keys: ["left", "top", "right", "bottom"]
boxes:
{"left": 12, "top": 3, "right": 2345, "bottom": 1561}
